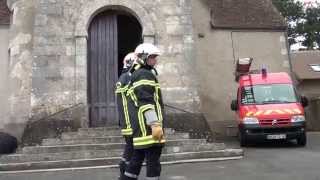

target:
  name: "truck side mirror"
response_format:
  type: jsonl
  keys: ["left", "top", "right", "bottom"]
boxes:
{"left": 301, "top": 96, "right": 309, "bottom": 107}
{"left": 230, "top": 100, "right": 238, "bottom": 111}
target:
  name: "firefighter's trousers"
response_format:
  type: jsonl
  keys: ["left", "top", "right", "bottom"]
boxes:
{"left": 119, "top": 136, "right": 134, "bottom": 178}
{"left": 122, "top": 146, "right": 163, "bottom": 180}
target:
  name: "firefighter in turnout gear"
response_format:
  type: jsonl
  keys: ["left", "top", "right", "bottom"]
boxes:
{"left": 122, "top": 43, "right": 165, "bottom": 180}
{"left": 116, "top": 52, "right": 137, "bottom": 179}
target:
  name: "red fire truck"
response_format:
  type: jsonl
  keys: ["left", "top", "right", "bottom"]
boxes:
{"left": 231, "top": 58, "right": 309, "bottom": 147}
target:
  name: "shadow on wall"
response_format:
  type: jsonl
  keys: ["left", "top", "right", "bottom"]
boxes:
{"left": 21, "top": 104, "right": 86, "bottom": 146}
{"left": 305, "top": 99, "right": 320, "bottom": 131}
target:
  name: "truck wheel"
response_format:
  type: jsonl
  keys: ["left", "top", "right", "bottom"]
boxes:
{"left": 239, "top": 133, "right": 248, "bottom": 147}
{"left": 297, "top": 133, "right": 307, "bottom": 147}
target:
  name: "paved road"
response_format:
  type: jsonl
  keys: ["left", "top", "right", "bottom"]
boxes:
{"left": 1, "top": 132, "right": 320, "bottom": 180}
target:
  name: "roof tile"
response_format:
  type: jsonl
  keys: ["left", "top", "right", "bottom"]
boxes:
{"left": 291, "top": 51, "right": 320, "bottom": 80}
{"left": 204, "top": 0, "right": 286, "bottom": 30}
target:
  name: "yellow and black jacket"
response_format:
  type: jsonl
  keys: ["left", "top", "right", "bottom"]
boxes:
{"left": 115, "top": 70, "right": 133, "bottom": 136}
{"left": 127, "top": 65, "right": 166, "bottom": 149}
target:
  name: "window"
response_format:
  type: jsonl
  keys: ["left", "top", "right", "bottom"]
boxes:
{"left": 241, "top": 84, "right": 298, "bottom": 105}
{"left": 309, "top": 64, "right": 320, "bottom": 72}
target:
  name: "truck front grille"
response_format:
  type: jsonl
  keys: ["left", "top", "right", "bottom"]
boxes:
{"left": 260, "top": 118, "right": 291, "bottom": 126}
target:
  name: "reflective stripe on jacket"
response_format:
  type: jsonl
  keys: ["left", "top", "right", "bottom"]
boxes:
{"left": 115, "top": 71, "right": 132, "bottom": 136}
{"left": 127, "top": 66, "right": 165, "bottom": 149}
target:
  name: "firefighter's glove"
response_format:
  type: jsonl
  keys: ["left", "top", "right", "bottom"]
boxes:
{"left": 151, "top": 123, "right": 163, "bottom": 141}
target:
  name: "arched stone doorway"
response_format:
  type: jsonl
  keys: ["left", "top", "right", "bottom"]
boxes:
{"left": 88, "top": 10, "right": 142, "bottom": 127}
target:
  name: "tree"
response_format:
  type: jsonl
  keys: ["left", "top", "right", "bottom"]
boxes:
{"left": 273, "top": 0, "right": 320, "bottom": 50}
{"left": 272, "top": 0, "right": 304, "bottom": 46}
{"left": 296, "top": 5, "right": 320, "bottom": 49}
{"left": 272, "top": 0, "right": 304, "bottom": 21}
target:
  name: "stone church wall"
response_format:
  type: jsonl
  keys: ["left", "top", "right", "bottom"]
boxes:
{"left": 7, "top": 0, "right": 200, "bottom": 142}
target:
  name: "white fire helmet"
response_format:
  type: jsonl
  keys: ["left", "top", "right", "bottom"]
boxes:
{"left": 123, "top": 52, "right": 137, "bottom": 69}
{"left": 134, "top": 43, "right": 161, "bottom": 64}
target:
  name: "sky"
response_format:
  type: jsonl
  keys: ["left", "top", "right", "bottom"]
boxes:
{"left": 298, "top": 0, "right": 318, "bottom": 3}
{"left": 298, "top": 0, "right": 319, "bottom": 6}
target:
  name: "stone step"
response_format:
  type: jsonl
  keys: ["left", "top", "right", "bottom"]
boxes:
{"left": 78, "top": 127, "right": 176, "bottom": 135}
{"left": 78, "top": 127, "right": 120, "bottom": 131}
{"left": 43, "top": 136, "right": 124, "bottom": 146}
{"left": 78, "top": 129, "right": 121, "bottom": 136}
{"left": 0, "top": 149, "right": 243, "bottom": 171}
{"left": 0, "top": 150, "right": 122, "bottom": 164}
{"left": 61, "top": 128, "right": 176, "bottom": 139}
{"left": 0, "top": 143, "right": 226, "bottom": 163}
{"left": 23, "top": 139, "right": 207, "bottom": 154}
{"left": 43, "top": 133, "right": 190, "bottom": 146}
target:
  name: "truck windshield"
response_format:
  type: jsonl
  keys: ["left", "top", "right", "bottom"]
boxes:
{"left": 241, "top": 84, "right": 298, "bottom": 105}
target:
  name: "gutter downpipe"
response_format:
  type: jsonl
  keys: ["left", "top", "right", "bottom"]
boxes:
{"left": 284, "top": 29, "right": 296, "bottom": 85}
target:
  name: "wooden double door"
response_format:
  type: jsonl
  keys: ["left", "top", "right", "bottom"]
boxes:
{"left": 88, "top": 10, "right": 142, "bottom": 127}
